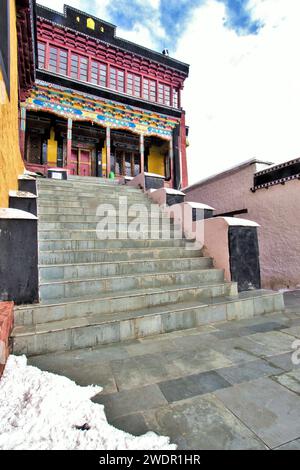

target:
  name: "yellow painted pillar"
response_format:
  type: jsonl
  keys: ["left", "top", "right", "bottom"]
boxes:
{"left": 47, "top": 127, "right": 58, "bottom": 166}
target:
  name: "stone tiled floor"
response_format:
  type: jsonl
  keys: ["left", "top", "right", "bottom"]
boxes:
{"left": 28, "top": 291, "right": 300, "bottom": 450}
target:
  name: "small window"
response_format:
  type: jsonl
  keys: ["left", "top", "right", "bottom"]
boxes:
{"left": 38, "top": 42, "right": 46, "bottom": 69}
{"left": 91, "top": 61, "right": 107, "bottom": 87}
{"left": 117, "top": 69, "right": 124, "bottom": 92}
{"left": 80, "top": 57, "right": 88, "bottom": 81}
{"left": 0, "top": 0, "right": 10, "bottom": 98}
{"left": 158, "top": 83, "right": 164, "bottom": 104}
{"left": 99, "top": 63, "right": 107, "bottom": 87}
{"left": 59, "top": 49, "right": 68, "bottom": 75}
{"left": 164, "top": 85, "right": 171, "bottom": 106}
{"left": 87, "top": 18, "right": 95, "bottom": 30}
{"left": 91, "top": 61, "right": 98, "bottom": 84}
{"left": 143, "top": 78, "right": 149, "bottom": 100}
{"left": 134, "top": 75, "right": 141, "bottom": 97}
{"left": 127, "top": 73, "right": 133, "bottom": 95}
{"left": 49, "top": 46, "right": 58, "bottom": 73}
{"left": 71, "top": 54, "right": 79, "bottom": 79}
{"left": 150, "top": 81, "right": 156, "bottom": 102}
{"left": 173, "top": 89, "right": 179, "bottom": 108}
{"left": 110, "top": 67, "right": 117, "bottom": 90}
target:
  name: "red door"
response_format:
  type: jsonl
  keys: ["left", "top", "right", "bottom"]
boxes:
{"left": 79, "top": 149, "right": 91, "bottom": 177}
{"left": 70, "top": 148, "right": 79, "bottom": 175}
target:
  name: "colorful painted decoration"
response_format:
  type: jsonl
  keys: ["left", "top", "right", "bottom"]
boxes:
{"left": 24, "top": 81, "right": 178, "bottom": 139}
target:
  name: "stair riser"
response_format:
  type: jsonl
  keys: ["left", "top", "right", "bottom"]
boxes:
{"left": 38, "top": 220, "right": 178, "bottom": 230}
{"left": 38, "top": 207, "right": 159, "bottom": 216}
{"left": 39, "top": 248, "right": 203, "bottom": 265}
{"left": 38, "top": 184, "right": 141, "bottom": 193}
{"left": 16, "top": 280, "right": 234, "bottom": 327}
{"left": 38, "top": 214, "right": 169, "bottom": 223}
{"left": 38, "top": 230, "right": 183, "bottom": 240}
{"left": 12, "top": 293, "right": 284, "bottom": 356}
{"left": 38, "top": 201, "right": 154, "bottom": 210}
{"left": 38, "top": 194, "right": 149, "bottom": 203}
{"left": 39, "top": 269, "right": 225, "bottom": 301}
{"left": 39, "top": 238, "right": 192, "bottom": 251}
{"left": 39, "top": 257, "right": 212, "bottom": 282}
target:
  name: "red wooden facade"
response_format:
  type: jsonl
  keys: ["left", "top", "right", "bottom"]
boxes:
{"left": 22, "top": 4, "right": 189, "bottom": 188}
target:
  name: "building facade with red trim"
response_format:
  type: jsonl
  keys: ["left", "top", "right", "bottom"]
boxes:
{"left": 22, "top": 4, "right": 190, "bottom": 188}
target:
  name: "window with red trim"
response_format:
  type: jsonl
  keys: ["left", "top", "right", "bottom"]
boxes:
{"left": 173, "top": 89, "right": 179, "bottom": 108}
{"left": 48, "top": 46, "right": 68, "bottom": 75}
{"left": 91, "top": 61, "right": 107, "bottom": 87}
{"left": 158, "top": 83, "right": 171, "bottom": 106}
{"left": 37, "top": 42, "right": 46, "bottom": 69}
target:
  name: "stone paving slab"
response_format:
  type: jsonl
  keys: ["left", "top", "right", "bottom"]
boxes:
{"left": 265, "top": 352, "right": 299, "bottom": 372}
{"left": 143, "top": 395, "right": 267, "bottom": 450}
{"left": 273, "top": 369, "right": 300, "bottom": 394}
{"left": 276, "top": 438, "right": 300, "bottom": 450}
{"left": 215, "top": 377, "right": 300, "bottom": 449}
{"left": 93, "top": 384, "right": 168, "bottom": 420}
{"left": 158, "top": 370, "right": 231, "bottom": 403}
{"left": 217, "top": 359, "right": 283, "bottom": 385}
{"left": 110, "top": 413, "right": 149, "bottom": 436}
{"left": 26, "top": 310, "right": 300, "bottom": 450}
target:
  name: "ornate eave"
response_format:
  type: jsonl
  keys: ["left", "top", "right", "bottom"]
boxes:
{"left": 24, "top": 81, "right": 179, "bottom": 139}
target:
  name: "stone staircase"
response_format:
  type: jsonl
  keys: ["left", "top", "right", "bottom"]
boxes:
{"left": 11, "top": 177, "right": 284, "bottom": 356}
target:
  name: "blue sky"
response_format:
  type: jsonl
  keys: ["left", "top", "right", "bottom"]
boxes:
{"left": 62, "top": 0, "right": 263, "bottom": 51}
{"left": 108, "top": 0, "right": 262, "bottom": 50}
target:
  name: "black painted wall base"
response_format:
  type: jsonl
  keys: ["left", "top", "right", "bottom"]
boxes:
{"left": 18, "top": 177, "right": 37, "bottom": 195}
{"left": 9, "top": 193, "right": 37, "bottom": 217}
{"left": 192, "top": 208, "right": 214, "bottom": 221}
{"left": 144, "top": 174, "right": 165, "bottom": 191}
{"left": 229, "top": 226, "right": 261, "bottom": 292}
{"left": 0, "top": 216, "right": 39, "bottom": 304}
{"left": 166, "top": 193, "right": 185, "bottom": 207}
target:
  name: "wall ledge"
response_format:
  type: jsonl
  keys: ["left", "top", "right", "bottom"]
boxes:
{"left": 0, "top": 208, "right": 38, "bottom": 220}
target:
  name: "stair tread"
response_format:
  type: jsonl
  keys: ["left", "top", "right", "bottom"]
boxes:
{"left": 16, "top": 279, "right": 231, "bottom": 309}
{"left": 38, "top": 256, "right": 208, "bottom": 268}
{"left": 39, "top": 267, "right": 221, "bottom": 286}
{"left": 12, "top": 290, "right": 280, "bottom": 336}
{"left": 39, "top": 247, "right": 202, "bottom": 254}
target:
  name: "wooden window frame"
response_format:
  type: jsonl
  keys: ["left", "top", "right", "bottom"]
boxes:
{"left": 41, "top": 41, "right": 180, "bottom": 108}
{"left": 37, "top": 41, "right": 46, "bottom": 69}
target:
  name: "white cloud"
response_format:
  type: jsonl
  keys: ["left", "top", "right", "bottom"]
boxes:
{"left": 175, "top": 0, "right": 300, "bottom": 184}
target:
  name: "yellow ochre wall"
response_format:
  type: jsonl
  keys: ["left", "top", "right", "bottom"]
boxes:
{"left": 0, "top": 1, "right": 24, "bottom": 208}
{"left": 47, "top": 128, "right": 58, "bottom": 165}
{"left": 148, "top": 145, "right": 167, "bottom": 176}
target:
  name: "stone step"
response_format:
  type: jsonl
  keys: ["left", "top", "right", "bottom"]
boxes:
{"left": 38, "top": 220, "right": 178, "bottom": 231}
{"left": 68, "top": 175, "right": 120, "bottom": 184}
{"left": 38, "top": 238, "right": 194, "bottom": 252}
{"left": 38, "top": 191, "right": 148, "bottom": 200}
{"left": 38, "top": 229, "right": 183, "bottom": 240}
{"left": 38, "top": 213, "right": 170, "bottom": 223}
{"left": 38, "top": 206, "right": 160, "bottom": 215}
{"left": 15, "top": 279, "right": 235, "bottom": 327}
{"left": 38, "top": 181, "right": 140, "bottom": 192}
{"left": 38, "top": 200, "right": 154, "bottom": 210}
{"left": 39, "top": 257, "right": 212, "bottom": 282}
{"left": 38, "top": 192, "right": 151, "bottom": 205}
{"left": 11, "top": 290, "right": 284, "bottom": 356}
{"left": 39, "top": 247, "right": 203, "bottom": 265}
{"left": 39, "top": 268, "right": 224, "bottom": 301}
{"left": 38, "top": 187, "right": 142, "bottom": 196}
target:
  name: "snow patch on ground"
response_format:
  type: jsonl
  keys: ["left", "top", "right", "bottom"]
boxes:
{"left": 0, "top": 355, "right": 176, "bottom": 450}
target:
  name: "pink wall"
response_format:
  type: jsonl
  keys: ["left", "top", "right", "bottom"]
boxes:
{"left": 185, "top": 163, "right": 300, "bottom": 290}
